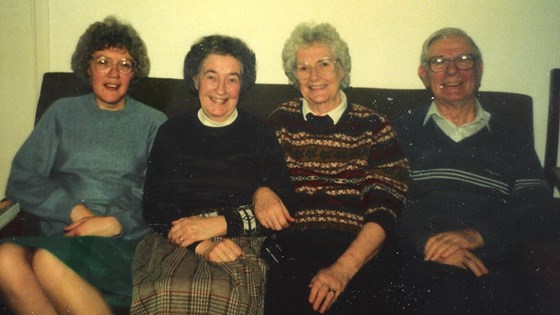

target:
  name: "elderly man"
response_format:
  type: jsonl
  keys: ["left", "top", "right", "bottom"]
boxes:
{"left": 395, "top": 27, "right": 556, "bottom": 314}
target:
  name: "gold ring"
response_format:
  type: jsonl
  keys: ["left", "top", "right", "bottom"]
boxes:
{"left": 328, "top": 288, "right": 336, "bottom": 294}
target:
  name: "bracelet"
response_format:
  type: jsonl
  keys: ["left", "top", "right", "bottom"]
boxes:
{"left": 223, "top": 205, "right": 259, "bottom": 236}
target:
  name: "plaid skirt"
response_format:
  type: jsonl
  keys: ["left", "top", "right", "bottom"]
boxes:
{"left": 131, "top": 231, "right": 267, "bottom": 315}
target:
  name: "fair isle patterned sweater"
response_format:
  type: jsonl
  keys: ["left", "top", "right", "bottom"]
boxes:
{"left": 268, "top": 99, "right": 409, "bottom": 237}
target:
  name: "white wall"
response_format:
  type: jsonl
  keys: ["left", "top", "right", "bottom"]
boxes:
{"left": 1, "top": 0, "right": 560, "bottom": 196}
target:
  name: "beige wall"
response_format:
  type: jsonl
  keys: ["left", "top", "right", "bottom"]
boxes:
{"left": 2, "top": 0, "right": 560, "bottom": 196}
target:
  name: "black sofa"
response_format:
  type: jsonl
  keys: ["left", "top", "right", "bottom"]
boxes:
{"left": 1, "top": 72, "right": 541, "bottom": 313}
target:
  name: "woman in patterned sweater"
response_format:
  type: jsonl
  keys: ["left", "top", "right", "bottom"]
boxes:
{"left": 263, "top": 22, "right": 409, "bottom": 314}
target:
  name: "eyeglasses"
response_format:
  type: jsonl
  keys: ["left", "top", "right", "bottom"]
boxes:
{"left": 427, "top": 54, "right": 478, "bottom": 72}
{"left": 294, "top": 58, "right": 338, "bottom": 80}
{"left": 90, "top": 56, "right": 135, "bottom": 75}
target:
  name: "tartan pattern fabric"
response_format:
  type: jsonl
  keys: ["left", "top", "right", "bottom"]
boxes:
{"left": 131, "top": 231, "right": 267, "bottom": 314}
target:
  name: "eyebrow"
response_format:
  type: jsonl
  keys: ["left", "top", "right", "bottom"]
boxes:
{"left": 92, "top": 55, "right": 134, "bottom": 61}
{"left": 296, "top": 56, "right": 333, "bottom": 64}
{"left": 202, "top": 69, "right": 241, "bottom": 77}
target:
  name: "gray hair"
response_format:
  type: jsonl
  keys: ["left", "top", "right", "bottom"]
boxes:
{"left": 420, "top": 27, "right": 482, "bottom": 66}
{"left": 282, "top": 22, "right": 351, "bottom": 89}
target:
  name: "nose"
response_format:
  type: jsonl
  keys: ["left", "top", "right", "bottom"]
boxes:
{"left": 215, "top": 79, "right": 226, "bottom": 94}
{"left": 308, "top": 66, "right": 320, "bottom": 80}
{"left": 445, "top": 60, "right": 459, "bottom": 74}
{"left": 107, "top": 64, "right": 120, "bottom": 77}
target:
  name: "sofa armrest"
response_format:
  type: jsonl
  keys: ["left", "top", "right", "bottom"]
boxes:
{"left": 0, "top": 200, "right": 41, "bottom": 238}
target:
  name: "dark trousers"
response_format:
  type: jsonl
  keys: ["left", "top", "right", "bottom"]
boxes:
{"left": 265, "top": 233, "right": 399, "bottom": 315}
{"left": 398, "top": 247, "right": 532, "bottom": 314}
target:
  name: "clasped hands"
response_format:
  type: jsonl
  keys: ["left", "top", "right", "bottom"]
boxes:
{"left": 65, "top": 203, "right": 122, "bottom": 237}
{"left": 424, "top": 229, "right": 489, "bottom": 277}
{"left": 167, "top": 187, "right": 293, "bottom": 263}
{"left": 168, "top": 215, "right": 244, "bottom": 263}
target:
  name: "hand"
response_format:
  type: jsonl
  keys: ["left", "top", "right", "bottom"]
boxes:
{"left": 168, "top": 216, "right": 226, "bottom": 248}
{"left": 253, "top": 187, "right": 294, "bottom": 231}
{"left": 196, "top": 238, "right": 243, "bottom": 263}
{"left": 308, "top": 262, "right": 353, "bottom": 314}
{"left": 70, "top": 203, "right": 95, "bottom": 222}
{"left": 0, "top": 200, "right": 15, "bottom": 209}
{"left": 64, "top": 215, "right": 122, "bottom": 237}
{"left": 424, "top": 229, "right": 484, "bottom": 262}
{"left": 434, "top": 248, "right": 489, "bottom": 277}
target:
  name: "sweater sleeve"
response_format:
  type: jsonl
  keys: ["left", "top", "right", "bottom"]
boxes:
{"left": 6, "top": 104, "right": 80, "bottom": 225}
{"left": 105, "top": 110, "right": 165, "bottom": 240}
{"left": 142, "top": 125, "right": 185, "bottom": 235}
{"left": 361, "top": 116, "right": 409, "bottom": 237}
{"left": 473, "top": 136, "right": 553, "bottom": 254}
{"left": 224, "top": 123, "right": 297, "bottom": 237}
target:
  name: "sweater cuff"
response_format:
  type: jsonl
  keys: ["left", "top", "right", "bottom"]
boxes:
{"left": 223, "top": 205, "right": 259, "bottom": 236}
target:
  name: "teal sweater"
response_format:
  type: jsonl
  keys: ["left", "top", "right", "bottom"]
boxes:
{"left": 6, "top": 94, "right": 166, "bottom": 240}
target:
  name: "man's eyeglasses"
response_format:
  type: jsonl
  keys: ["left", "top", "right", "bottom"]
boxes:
{"left": 90, "top": 56, "right": 135, "bottom": 75}
{"left": 294, "top": 58, "right": 338, "bottom": 80}
{"left": 427, "top": 54, "right": 478, "bottom": 72}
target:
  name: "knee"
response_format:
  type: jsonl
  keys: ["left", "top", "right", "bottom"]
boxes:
{"left": 31, "top": 249, "right": 66, "bottom": 280}
{"left": 0, "top": 243, "right": 32, "bottom": 285}
{"left": 0, "top": 243, "right": 25, "bottom": 267}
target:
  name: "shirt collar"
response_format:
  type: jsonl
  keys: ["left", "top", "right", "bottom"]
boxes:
{"left": 302, "top": 91, "right": 348, "bottom": 125}
{"left": 423, "top": 99, "right": 491, "bottom": 130}
{"left": 198, "top": 108, "right": 238, "bottom": 127}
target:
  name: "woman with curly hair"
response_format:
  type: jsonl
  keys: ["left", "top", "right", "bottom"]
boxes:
{"left": 0, "top": 16, "right": 166, "bottom": 314}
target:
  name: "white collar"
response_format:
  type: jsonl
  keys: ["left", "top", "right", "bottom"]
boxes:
{"left": 302, "top": 91, "right": 348, "bottom": 125}
{"left": 198, "top": 108, "right": 238, "bottom": 127}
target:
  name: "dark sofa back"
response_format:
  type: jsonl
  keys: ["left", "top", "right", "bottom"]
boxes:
{"left": 37, "top": 72, "right": 534, "bottom": 142}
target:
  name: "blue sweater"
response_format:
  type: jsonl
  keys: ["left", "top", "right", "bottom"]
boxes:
{"left": 395, "top": 105, "right": 551, "bottom": 261}
{"left": 6, "top": 94, "right": 167, "bottom": 240}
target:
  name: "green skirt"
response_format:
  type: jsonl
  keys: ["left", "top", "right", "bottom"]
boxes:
{"left": 2, "top": 233, "right": 139, "bottom": 306}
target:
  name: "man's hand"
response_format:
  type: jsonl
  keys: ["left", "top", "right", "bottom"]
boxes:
{"left": 64, "top": 215, "right": 122, "bottom": 237}
{"left": 195, "top": 239, "right": 243, "bottom": 263}
{"left": 168, "top": 216, "right": 226, "bottom": 248}
{"left": 435, "top": 248, "right": 489, "bottom": 277}
{"left": 253, "top": 187, "right": 294, "bottom": 230}
{"left": 424, "top": 229, "right": 484, "bottom": 262}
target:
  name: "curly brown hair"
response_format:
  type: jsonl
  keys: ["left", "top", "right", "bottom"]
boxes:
{"left": 71, "top": 16, "right": 149, "bottom": 84}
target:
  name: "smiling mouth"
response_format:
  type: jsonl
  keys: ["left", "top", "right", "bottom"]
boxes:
{"left": 210, "top": 96, "right": 228, "bottom": 104}
{"left": 440, "top": 81, "right": 462, "bottom": 88}
{"left": 309, "top": 83, "right": 327, "bottom": 90}
{"left": 104, "top": 83, "right": 120, "bottom": 90}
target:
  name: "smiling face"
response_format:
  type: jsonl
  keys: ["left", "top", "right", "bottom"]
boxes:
{"left": 88, "top": 47, "right": 134, "bottom": 111}
{"left": 295, "top": 43, "right": 344, "bottom": 113}
{"left": 419, "top": 36, "right": 483, "bottom": 108}
{"left": 194, "top": 54, "right": 242, "bottom": 123}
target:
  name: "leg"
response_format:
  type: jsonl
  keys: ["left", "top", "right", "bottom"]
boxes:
{"left": 0, "top": 243, "right": 57, "bottom": 315}
{"left": 32, "top": 248, "right": 113, "bottom": 315}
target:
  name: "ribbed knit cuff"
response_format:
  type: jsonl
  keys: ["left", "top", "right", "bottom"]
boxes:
{"left": 224, "top": 205, "right": 259, "bottom": 236}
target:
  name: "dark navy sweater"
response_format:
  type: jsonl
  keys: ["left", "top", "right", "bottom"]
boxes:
{"left": 394, "top": 105, "right": 551, "bottom": 261}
